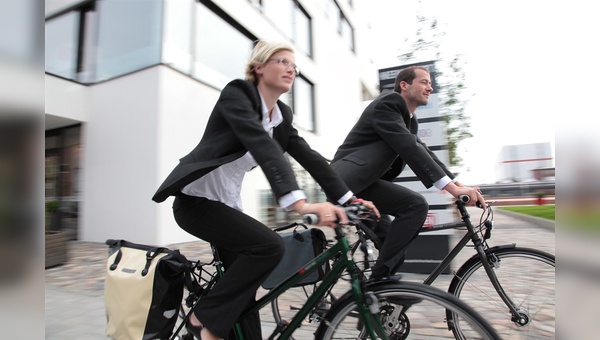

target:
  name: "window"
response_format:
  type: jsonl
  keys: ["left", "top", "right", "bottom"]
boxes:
{"left": 163, "top": 0, "right": 195, "bottom": 74}
{"left": 193, "top": 3, "right": 254, "bottom": 88}
{"left": 325, "top": 0, "right": 340, "bottom": 32}
{"left": 94, "top": 0, "right": 162, "bottom": 82}
{"left": 45, "top": 11, "right": 79, "bottom": 80}
{"left": 262, "top": 0, "right": 293, "bottom": 38}
{"left": 45, "top": 125, "right": 82, "bottom": 234}
{"left": 293, "top": 2, "right": 312, "bottom": 56}
{"left": 341, "top": 14, "right": 354, "bottom": 51}
{"left": 45, "top": 0, "right": 162, "bottom": 83}
{"left": 324, "top": 0, "right": 354, "bottom": 51}
{"left": 292, "top": 76, "right": 315, "bottom": 132}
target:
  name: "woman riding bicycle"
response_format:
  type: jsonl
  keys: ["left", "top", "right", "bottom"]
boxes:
{"left": 152, "top": 40, "right": 378, "bottom": 340}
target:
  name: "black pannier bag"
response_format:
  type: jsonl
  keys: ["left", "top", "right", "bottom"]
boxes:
{"left": 104, "top": 239, "right": 191, "bottom": 340}
{"left": 262, "top": 223, "right": 330, "bottom": 290}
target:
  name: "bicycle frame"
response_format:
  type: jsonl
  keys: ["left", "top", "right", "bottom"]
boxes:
{"left": 185, "top": 225, "right": 389, "bottom": 340}
{"left": 418, "top": 200, "right": 522, "bottom": 318}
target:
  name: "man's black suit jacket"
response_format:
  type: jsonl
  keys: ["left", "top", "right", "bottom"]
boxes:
{"left": 330, "top": 90, "right": 454, "bottom": 194}
{"left": 153, "top": 79, "right": 350, "bottom": 204}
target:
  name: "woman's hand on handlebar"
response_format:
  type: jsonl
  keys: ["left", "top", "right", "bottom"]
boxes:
{"left": 294, "top": 201, "right": 348, "bottom": 228}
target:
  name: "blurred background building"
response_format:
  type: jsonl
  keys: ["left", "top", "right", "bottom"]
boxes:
{"left": 496, "top": 142, "right": 554, "bottom": 183}
{"left": 44, "top": 0, "right": 379, "bottom": 245}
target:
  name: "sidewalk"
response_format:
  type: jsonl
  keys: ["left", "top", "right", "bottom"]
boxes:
{"left": 45, "top": 207, "right": 555, "bottom": 339}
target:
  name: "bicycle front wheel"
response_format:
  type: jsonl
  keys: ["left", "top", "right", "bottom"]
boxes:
{"left": 314, "top": 281, "right": 501, "bottom": 339}
{"left": 447, "top": 246, "right": 555, "bottom": 339}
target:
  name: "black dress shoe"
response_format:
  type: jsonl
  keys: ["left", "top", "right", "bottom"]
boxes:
{"left": 367, "top": 273, "right": 403, "bottom": 283}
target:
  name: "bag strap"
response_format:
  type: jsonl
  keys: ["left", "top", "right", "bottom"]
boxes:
{"left": 272, "top": 222, "right": 307, "bottom": 232}
{"left": 108, "top": 239, "right": 125, "bottom": 271}
{"left": 142, "top": 247, "right": 167, "bottom": 276}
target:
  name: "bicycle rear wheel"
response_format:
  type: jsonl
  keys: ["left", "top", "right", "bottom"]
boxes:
{"left": 314, "top": 281, "right": 501, "bottom": 339}
{"left": 447, "top": 247, "right": 555, "bottom": 339}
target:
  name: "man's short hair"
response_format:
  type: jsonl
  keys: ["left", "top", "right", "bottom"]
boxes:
{"left": 393, "top": 66, "right": 430, "bottom": 93}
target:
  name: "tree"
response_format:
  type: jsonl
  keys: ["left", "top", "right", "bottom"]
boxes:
{"left": 396, "top": 11, "right": 472, "bottom": 167}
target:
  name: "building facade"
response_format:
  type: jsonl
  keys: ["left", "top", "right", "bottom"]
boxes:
{"left": 496, "top": 142, "right": 554, "bottom": 183}
{"left": 45, "top": 0, "right": 378, "bottom": 245}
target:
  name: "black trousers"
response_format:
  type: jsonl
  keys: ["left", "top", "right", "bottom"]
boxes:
{"left": 173, "top": 194, "right": 285, "bottom": 339}
{"left": 356, "top": 180, "right": 429, "bottom": 278}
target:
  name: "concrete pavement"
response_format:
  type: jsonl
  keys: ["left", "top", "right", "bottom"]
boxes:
{"left": 45, "top": 207, "right": 555, "bottom": 339}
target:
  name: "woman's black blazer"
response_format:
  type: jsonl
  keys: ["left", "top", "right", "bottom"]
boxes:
{"left": 152, "top": 79, "right": 349, "bottom": 204}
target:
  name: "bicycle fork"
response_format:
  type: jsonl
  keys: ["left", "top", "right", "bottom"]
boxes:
{"left": 475, "top": 243, "right": 529, "bottom": 326}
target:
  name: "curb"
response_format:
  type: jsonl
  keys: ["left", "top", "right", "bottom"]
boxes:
{"left": 494, "top": 208, "right": 555, "bottom": 232}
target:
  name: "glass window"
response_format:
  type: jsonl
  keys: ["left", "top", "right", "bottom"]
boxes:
{"left": 78, "top": 8, "right": 99, "bottom": 83}
{"left": 325, "top": 0, "right": 340, "bottom": 33}
{"left": 292, "top": 76, "right": 315, "bottom": 132}
{"left": 341, "top": 16, "right": 354, "bottom": 51}
{"left": 162, "top": 0, "right": 194, "bottom": 74}
{"left": 45, "top": 125, "right": 81, "bottom": 235}
{"left": 45, "top": 12, "right": 79, "bottom": 80}
{"left": 94, "top": 0, "right": 162, "bottom": 82}
{"left": 293, "top": 3, "right": 312, "bottom": 56}
{"left": 1, "top": 0, "right": 39, "bottom": 63}
{"left": 193, "top": 3, "right": 254, "bottom": 88}
{"left": 262, "top": 0, "right": 293, "bottom": 38}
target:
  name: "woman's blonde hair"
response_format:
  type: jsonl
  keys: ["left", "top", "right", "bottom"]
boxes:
{"left": 245, "top": 40, "right": 295, "bottom": 84}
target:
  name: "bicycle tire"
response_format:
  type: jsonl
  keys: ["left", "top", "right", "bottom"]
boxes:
{"left": 314, "top": 281, "right": 501, "bottom": 339}
{"left": 447, "top": 247, "right": 555, "bottom": 339}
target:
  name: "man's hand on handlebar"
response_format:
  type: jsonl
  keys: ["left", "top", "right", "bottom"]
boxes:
{"left": 445, "top": 182, "right": 487, "bottom": 209}
{"left": 349, "top": 198, "right": 380, "bottom": 220}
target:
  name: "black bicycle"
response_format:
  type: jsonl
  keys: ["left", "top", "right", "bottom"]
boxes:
{"left": 271, "top": 196, "right": 555, "bottom": 339}
{"left": 171, "top": 204, "right": 501, "bottom": 339}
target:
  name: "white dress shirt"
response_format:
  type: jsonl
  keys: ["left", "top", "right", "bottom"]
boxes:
{"left": 182, "top": 89, "right": 308, "bottom": 211}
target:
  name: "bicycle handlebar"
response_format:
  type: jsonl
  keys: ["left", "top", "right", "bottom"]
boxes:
{"left": 458, "top": 195, "right": 483, "bottom": 209}
{"left": 302, "top": 204, "right": 375, "bottom": 225}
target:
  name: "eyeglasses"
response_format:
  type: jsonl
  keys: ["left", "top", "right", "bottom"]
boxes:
{"left": 268, "top": 58, "right": 300, "bottom": 76}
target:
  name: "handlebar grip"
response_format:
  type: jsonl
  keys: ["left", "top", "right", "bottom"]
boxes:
{"left": 303, "top": 214, "right": 319, "bottom": 225}
{"left": 458, "top": 195, "right": 483, "bottom": 208}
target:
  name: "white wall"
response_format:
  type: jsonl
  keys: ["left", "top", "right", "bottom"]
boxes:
{"left": 155, "top": 66, "right": 223, "bottom": 245}
{"left": 45, "top": 75, "right": 91, "bottom": 122}
{"left": 81, "top": 68, "right": 160, "bottom": 244}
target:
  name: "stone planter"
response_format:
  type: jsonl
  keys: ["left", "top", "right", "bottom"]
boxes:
{"left": 45, "top": 230, "right": 69, "bottom": 268}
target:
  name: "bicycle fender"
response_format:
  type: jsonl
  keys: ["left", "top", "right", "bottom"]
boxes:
{"left": 486, "top": 243, "right": 517, "bottom": 252}
{"left": 328, "top": 279, "right": 405, "bottom": 313}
